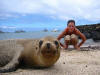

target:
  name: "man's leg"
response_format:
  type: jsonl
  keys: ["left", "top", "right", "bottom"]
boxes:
{"left": 70, "top": 34, "right": 79, "bottom": 50}
{"left": 64, "top": 35, "right": 71, "bottom": 49}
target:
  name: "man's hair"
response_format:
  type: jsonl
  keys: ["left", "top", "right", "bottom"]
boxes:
{"left": 67, "top": 20, "right": 75, "bottom": 26}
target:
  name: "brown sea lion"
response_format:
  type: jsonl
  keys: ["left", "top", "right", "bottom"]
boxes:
{"left": 0, "top": 36, "right": 61, "bottom": 73}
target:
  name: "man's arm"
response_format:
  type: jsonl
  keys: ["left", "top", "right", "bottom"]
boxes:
{"left": 57, "top": 29, "right": 68, "bottom": 48}
{"left": 76, "top": 29, "right": 86, "bottom": 47}
{"left": 57, "top": 29, "right": 67, "bottom": 40}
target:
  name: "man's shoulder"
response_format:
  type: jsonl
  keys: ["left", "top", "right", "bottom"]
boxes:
{"left": 74, "top": 28, "right": 81, "bottom": 34}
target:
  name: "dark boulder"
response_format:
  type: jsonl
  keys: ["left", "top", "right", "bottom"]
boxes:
{"left": 91, "top": 31, "right": 100, "bottom": 42}
{"left": 76, "top": 24, "right": 100, "bottom": 42}
{"left": 83, "top": 32, "right": 92, "bottom": 39}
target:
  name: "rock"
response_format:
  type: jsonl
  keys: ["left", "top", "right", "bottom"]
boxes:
{"left": 76, "top": 24, "right": 100, "bottom": 42}
{"left": 91, "top": 31, "right": 100, "bottom": 42}
{"left": 86, "top": 65, "right": 88, "bottom": 67}
{"left": 83, "top": 32, "right": 91, "bottom": 39}
{"left": 63, "top": 62, "right": 65, "bottom": 64}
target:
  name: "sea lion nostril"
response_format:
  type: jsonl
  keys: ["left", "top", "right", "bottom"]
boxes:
{"left": 47, "top": 43, "right": 50, "bottom": 49}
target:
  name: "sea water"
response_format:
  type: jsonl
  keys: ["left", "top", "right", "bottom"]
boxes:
{"left": 0, "top": 31, "right": 61, "bottom": 40}
{"left": 0, "top": 31, "right": 99, "bottom": 46}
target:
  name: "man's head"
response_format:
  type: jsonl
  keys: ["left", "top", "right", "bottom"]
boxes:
{"left": 67, "top": 20, "right": 75, "bottom": 26}
{"left": 67, "top": 20, "right": 76, "bottom": 32}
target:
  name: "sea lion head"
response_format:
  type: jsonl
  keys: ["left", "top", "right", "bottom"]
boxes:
{"left": 39, "top": 36, "right": 61, "bottom": 58}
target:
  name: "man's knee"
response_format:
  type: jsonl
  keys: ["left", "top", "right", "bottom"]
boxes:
{"left": 71, "top": 34, "right": 76, "bottom": 39}
{"left": 64, "top": 35, "right": 71, "bottom": 45}
{"left": 64, "top": 35, "right": 70, "bottom": 41}
{"left": 71, "top": 34, "right": 78, "bottom": 40}
{"left": 71, "top": 34, "right": 78, "bottom": 44}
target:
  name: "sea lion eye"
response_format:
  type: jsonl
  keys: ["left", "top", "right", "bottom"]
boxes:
{"left": 39, "top": 40, "right": 43, "bottom": 48}
{"left": 54, "top": 41, "right": 58, "bottom": 46}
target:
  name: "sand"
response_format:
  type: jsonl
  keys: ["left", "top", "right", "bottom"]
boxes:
{"left": 1, "top": 48, "right": 100, "bottom": 75}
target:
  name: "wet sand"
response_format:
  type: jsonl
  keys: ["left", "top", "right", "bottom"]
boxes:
{"left": 1, "top": 48, "right": 100, "bottom": 75}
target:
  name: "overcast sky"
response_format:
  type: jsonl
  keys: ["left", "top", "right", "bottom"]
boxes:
{"left": 0, "top": 0, "right": 100, "bottom": 29}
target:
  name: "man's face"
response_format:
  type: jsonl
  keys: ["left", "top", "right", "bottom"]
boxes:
{"left": 68, "top": 22, "right": 75, "bottom": 32}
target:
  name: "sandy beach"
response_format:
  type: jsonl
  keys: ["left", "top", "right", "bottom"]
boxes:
{"left": 1, "top": 47, "right": 100, "bottom": 75}
{"left": 0, "top": 0, "right": 100, "bottom": 74}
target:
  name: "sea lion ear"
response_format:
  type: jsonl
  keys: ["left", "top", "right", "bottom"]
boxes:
{"left": 39, "top": 40, "right": 43, "bottom": 48}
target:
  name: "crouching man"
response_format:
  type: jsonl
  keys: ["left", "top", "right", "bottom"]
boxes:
{"left": 57, "top": 20, "right": 86, "bottom": 50}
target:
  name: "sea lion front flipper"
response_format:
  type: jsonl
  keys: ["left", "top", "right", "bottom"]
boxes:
{"left": 0, "top": 47, "right": 23, "bottom": 73}
{"left": 0, "top": 58, "right": 19, "bottom": 73}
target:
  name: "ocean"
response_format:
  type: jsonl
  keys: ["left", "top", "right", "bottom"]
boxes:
{"left": 0, "top": 31, "right": 61, "bottom": 40}
{"left": 0, "top": 31, "right": 99, "bottom": 46}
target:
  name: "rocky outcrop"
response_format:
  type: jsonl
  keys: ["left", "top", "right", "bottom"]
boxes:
{"left": 0, "top": 30, "right": 4, "bottom": 33}
{"left": 76, "top": 24, "right": 100, "bottom": 42}
{"left": 43, "top": 29, "right": 48, "bottom": 32}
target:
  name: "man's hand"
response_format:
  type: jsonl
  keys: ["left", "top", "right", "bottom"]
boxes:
{"left": 77, "top": 46, "right": 80, "bottom": 50}
{"left": 74, "top": 45, "right": 80, "bottom": 50}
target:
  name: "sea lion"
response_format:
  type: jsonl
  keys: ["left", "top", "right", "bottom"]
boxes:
{"left": 0, "top": 36, "right": 61, "bottom": 73}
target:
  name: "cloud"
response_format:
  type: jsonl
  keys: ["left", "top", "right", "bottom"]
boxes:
{"left": 0, "top": 13, "right": 19, "bottom": 19}
{"left": 0, "top": 26, "right": 16, "bottom": 29}
{"left": 0, "top": 0, "right": 100, "bottom": 21}
{"left": 0, "top": 0, "right": 44, "bottom": 14}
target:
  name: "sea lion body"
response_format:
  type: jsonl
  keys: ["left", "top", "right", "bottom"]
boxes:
{"left": 0, "top": 36, "right": 61, "bottom": 73}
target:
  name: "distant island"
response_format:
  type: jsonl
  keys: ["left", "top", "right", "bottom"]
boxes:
{"left": 43, "top": 29, "right": 48, "bottom": 32}
{"left": 51, "top": 28, "right": 60, "bottom": 32}
{"left": 15, "top": 30, "right": 26, "bottom": 33}
{"left": 43, "top": 28, "right": 60, "bottom": 32}
{"left": 0, "top": 30, "right": 4, "bottom": 33}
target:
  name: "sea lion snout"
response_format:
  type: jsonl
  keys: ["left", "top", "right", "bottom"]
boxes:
{"left": 46, "top": 43, "right": 51, "bottom": 49}
{"left": 46, "top": 43, "right": 57, "bottom": 54}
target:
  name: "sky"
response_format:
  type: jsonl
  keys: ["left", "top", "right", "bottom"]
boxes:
{"left": 0, "top": 0, "right": 100, "bottom": 31}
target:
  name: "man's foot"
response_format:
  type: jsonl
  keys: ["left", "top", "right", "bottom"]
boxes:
{"left": 74, "top": 45, "right": 80, "bottom": 50}
{"left": 64, "top": 45, "right": 68, "bottom": 50}
{"left": 61, "top": 45, "right": 68, "bottom": 50}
